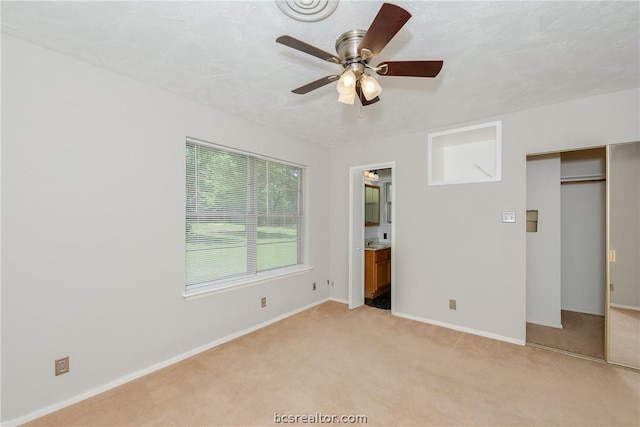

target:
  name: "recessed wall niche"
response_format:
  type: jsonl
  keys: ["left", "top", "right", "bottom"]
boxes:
{"left": 527, "top": 210, "right": 539, "bottom": 232}
{"left": 428, "top": 121, "right": 502, "bottom": 186}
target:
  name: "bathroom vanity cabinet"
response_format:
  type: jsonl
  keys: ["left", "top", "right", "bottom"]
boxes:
{"left": 364, "top": 247, "right": 391, "bottom": 299}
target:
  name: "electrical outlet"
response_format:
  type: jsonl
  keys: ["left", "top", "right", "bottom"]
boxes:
{"left": 261, "top": 297, "right": 266, "bottom": 308}
{"left": 610, "top": 283, "right": 614, "bottom": 291}
{"left": 312, "top": 282, "right": 316, "bottom": 291}
{"left": 502, "top": 211, "right": 516, "bottom": 223}
{"left": 55, "top": 356, "right": 69, "bottom": 376}
{"left": 449, "top": 299, "right": 457, "bottom": 310}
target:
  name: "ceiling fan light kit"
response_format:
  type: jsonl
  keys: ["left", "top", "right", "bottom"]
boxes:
{"left": 364, "top": 170, "right": 380, "bottom": 181}
{"left": 337, "top": 69, "right": 356, "bottom": 91}
{"left": 361, "top": 75, "right": 382, "bottom": 101}
{"left": 338, "top": 90, "right": 356, "bottom": 105}
{"left": 276, "top": 2, "right": 444, "bottom": 107}
{"left": 336, "top": 69, "right": 357, "bottom": 104}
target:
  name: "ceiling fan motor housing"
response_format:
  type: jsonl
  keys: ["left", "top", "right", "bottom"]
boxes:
{"left": 335, "top": 30, "right": 367, "bottom": 76}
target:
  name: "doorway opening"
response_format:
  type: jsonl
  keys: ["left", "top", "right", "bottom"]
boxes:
{"left": 349, "top": 163, "right": 395, "bottom": 312}
{"left": 526, "top": 147, "right": 606, "bottom": 359}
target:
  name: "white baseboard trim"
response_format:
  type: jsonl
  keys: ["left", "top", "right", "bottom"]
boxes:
{"left": 328, "top": 297, "right": 348, "bottom": 305}
{"left": 527, "top": 318, "right": 564, "bottom": 329}
{"left": 3, "top": 298, "right": 330, "bottom": 427}
{"left": 393, "top": 311, "right": 525, "bottom": 346}
{"left": 610, "top": 303, "right": 640, "bottom": 312}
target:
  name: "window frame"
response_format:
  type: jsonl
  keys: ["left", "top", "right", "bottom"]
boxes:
{"left": 184, "top": 138, "right": 311, "bottom": 299}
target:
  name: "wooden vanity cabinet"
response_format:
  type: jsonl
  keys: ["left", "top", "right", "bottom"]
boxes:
{"left": 364, "top": 248, "right": 391, "bottom": 299}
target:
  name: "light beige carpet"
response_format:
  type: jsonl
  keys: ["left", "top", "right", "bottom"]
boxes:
{"left": 27, "top": 301, "right": 639, "bottom": 426}
{"left": 526, "top": 310, "right": 604, "bottom": 359}
{"left": 609, "top": 307, "right": 640, "bottom": 368}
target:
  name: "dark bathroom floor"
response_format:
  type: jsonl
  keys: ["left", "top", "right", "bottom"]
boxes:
{"left": 365, "top": 289, "right": 391, "bottom": 310}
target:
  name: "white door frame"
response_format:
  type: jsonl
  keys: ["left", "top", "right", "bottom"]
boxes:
{"left": 349, "top": 161, "right": 396, "bottom": 312}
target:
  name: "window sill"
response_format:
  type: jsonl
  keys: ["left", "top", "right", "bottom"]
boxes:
{"left": 183, "top": 264, "right": 314, "bottom": 300}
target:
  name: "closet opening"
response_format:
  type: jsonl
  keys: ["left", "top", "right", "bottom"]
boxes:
{"left": 526, "top": 147, "right": 606, "bottom": 359}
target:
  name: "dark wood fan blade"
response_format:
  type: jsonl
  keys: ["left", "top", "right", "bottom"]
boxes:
{"left": 356, "top": 80, "right": 380, "bottom": 106}
{"left": 357, "top": 3, "right": 411, "bottom": 59}
{"left": 376, "top": 60, "right": 444, "bottom": 77}
{"left": 276, "top": 35, "right": 340, "bottom": 63}
{"left": 292, "top": 75, "right": 340, "bottom": 94}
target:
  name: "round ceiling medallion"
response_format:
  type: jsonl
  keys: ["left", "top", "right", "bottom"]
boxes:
{"left": 275, "top": 0, "right": 339, "bottom": 22}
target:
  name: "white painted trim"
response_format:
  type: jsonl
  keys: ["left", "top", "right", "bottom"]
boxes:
{"left": 329, "top": 297, "right": 348, "bottom": 305}
{"left": 348, "top": 161, "right": 396, "bottom": 311}
{"left": 390, "top": 165, "right": 396, "bottom": 314}
{"left": 183, "top": 265, "right": 314, "bottom": 300}
{"left": 347, "top": 166, "right": 363, "bottom": 309}
{"left": 3, "top": 298, "right": 330, "bottom": 427}
{"left": 610, "top": 303, "right": 640, "bottom": 312}
{"left": 394, "top": 311, "right": 526, "bottom": 346}
{"left": 527, "top": 318, "right": 564, "bottom": 329}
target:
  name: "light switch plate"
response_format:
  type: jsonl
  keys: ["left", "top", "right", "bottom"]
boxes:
{"left": 502, "top": 211, "right": 516, "bottom": 223}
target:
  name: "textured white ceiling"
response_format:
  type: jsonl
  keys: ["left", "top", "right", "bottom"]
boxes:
{"left": 2, "top": 1, "right": 639, "bottom": 148}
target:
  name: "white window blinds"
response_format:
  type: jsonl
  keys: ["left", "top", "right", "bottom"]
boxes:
{"left": 186, "top": 140, "right": 304, "bottom": 292}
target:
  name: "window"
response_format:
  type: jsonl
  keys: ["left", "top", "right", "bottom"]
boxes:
{"left": 185, "top": 139, "right": 305, "bottom": 294}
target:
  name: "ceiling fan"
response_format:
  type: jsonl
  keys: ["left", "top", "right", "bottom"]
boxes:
{"left": 276, "top": 2, "right": 443, "bottom": 106}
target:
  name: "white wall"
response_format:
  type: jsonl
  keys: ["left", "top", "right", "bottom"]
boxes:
{"left": 610, "top": 142, "right": 640, "bottom": 309}
{"left": 1, "top": 36, "right": 331, "bottom": 423}
{"left": 3, "top": 32, "right": 640, "bottom": 423}
{"left": 526, "top": 154, "right": 562, "bottom": 328}
{"left": 560, "top": 149, "right": 606, "bottom": 315}
{"left": 329, "top": 88, "right": 640, "bottom": 343}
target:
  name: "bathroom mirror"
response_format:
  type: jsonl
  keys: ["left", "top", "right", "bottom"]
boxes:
{"left": 608, "top": 141, "right": 640, "bottom": 369}
{"left": 385, "top": 182, "right": 392, "bottom": 223}
{"left": 365, "top": 184, "right": 380, "bottom": 226}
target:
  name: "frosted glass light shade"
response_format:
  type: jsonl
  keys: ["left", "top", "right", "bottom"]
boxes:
{"left": 361, "top": 75, "right": 382, "bottom": 100}
{"left": 338, "top": 90, "right": 356, "bottom": 104}
{"left": 336, "top": 70, "right": 357, "bottom": 94}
